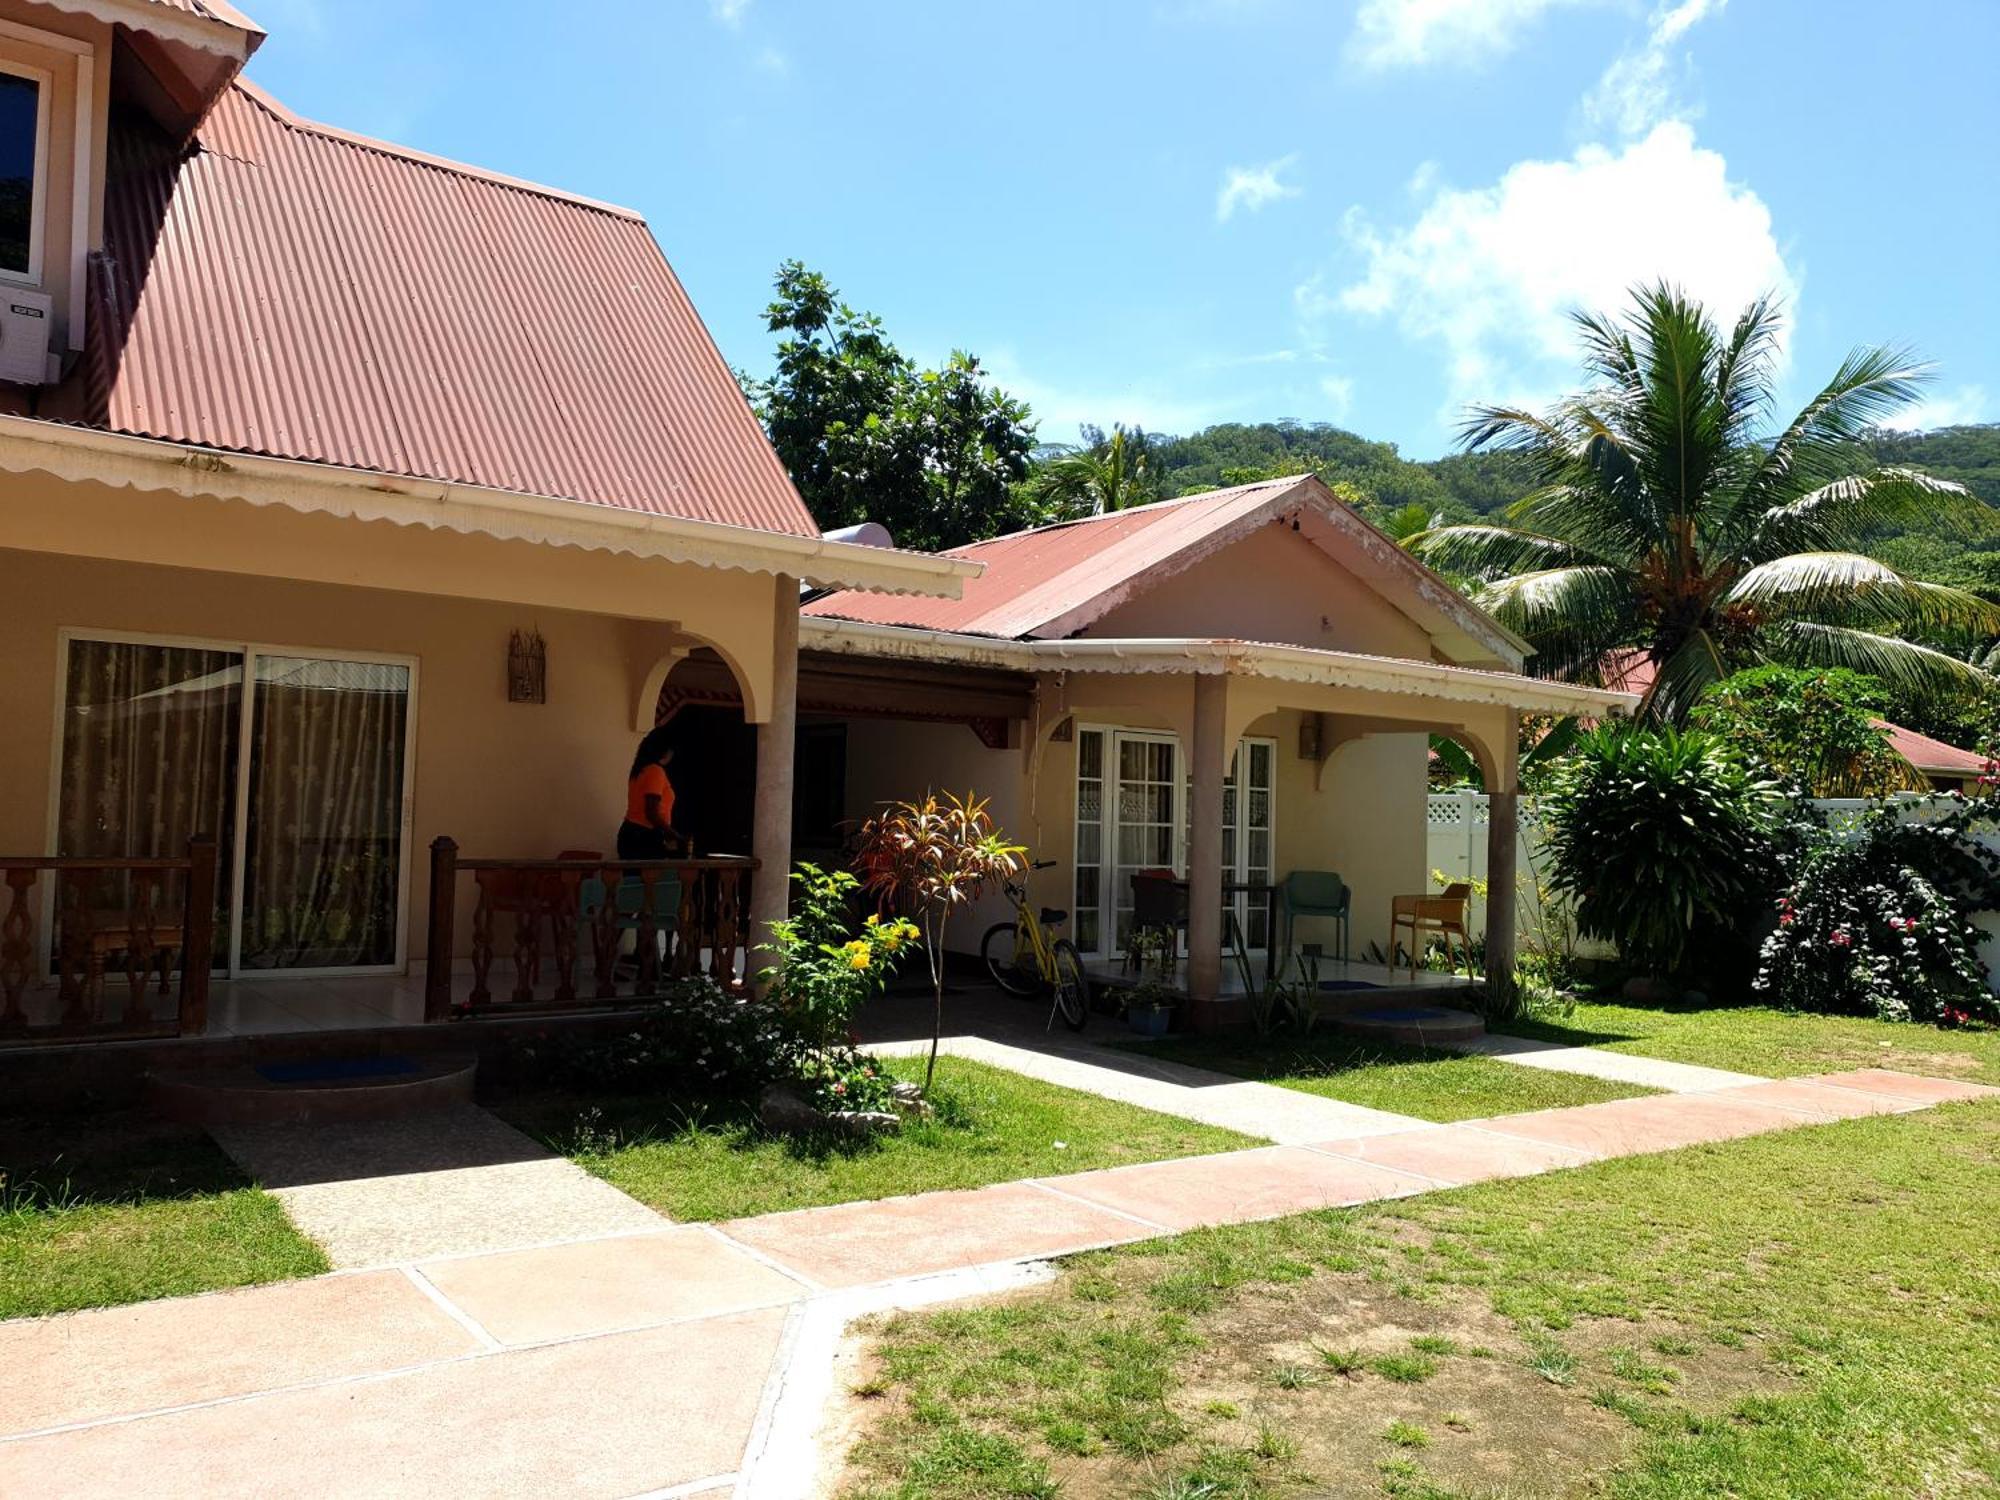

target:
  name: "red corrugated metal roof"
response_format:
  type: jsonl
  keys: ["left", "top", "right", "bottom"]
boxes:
{"left": 52, "top": 82, "right": 818, "bottom": 538}
{"left": 1875, "top": 720, "right": 1988, "bottom": 776}
{"left": 804, "top": 478, "right": 1306, "bottom": 636}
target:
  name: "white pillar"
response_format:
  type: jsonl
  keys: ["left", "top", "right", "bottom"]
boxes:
{"left": 751, "top": 577, "right": 799, "bottom": 963}
{"left": 1186, "top": 674, "right": 1228, "bottom": 1005}
{"left": 1483, "top": 711, "right": 1520, "bottom": 996}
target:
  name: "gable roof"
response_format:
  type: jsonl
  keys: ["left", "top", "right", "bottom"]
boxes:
{"left": 34, "top": 80, "right": 820, "bottom": 539}
{"left": 804, "top": 475, "right": 1529, "bottom": 666}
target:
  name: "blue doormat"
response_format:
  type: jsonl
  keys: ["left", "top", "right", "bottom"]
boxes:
{"left": 255, "top": 1056, "right": 420, "bottom": 1085}
{"left": 1318, "top": 980, "right": 1382, "bottom": 992}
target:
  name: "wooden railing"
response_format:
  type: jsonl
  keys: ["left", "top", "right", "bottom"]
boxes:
{"left": 0, "top": 837, "right": 218, "bottom": 1043}
{"left": 423, "top": 839, "right": 759, "bottom": 1022}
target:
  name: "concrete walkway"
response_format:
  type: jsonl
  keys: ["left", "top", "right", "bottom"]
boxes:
{"left": 4, "top": 1068, "right": 1992, "bottom": 1498}
{"left": 1443, "top": 1031, "right": 1767, "bottom": 1092}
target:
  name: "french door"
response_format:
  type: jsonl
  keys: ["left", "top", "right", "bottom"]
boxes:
{"left": 53, "top": 632, "right": 418, "bottom": 976}
{"left": 1072, "top": 727, "right": 1275, "bottom": 961}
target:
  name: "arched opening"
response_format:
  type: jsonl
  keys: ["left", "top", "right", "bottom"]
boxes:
{"left": 652, "top": 648, "right": 759, "bottom": 858}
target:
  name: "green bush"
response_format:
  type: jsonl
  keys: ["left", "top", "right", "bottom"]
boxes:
{"left": 1541, "top": 725, "right": 1783, "bottom": 979}
{"left": 509, "top": 977, "right": 801, "bottom": 1102}
{"left": 1754, "top": 801, "right": 2000, "bottom": 1024}
{"left": 1691, "top": 665, "right": 1922, "bottom": 797}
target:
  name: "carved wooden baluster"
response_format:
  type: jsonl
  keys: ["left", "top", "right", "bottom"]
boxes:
{"left": 469, "top": 871, "right": 495, "bottom": 1007}
{"left": 0, "top": 869, "right": 36, "bottom": 1031}
{"left": 675, "top": 870, "right": 701, "bottom": 981}
{"left": 706, "top": 868, "right": 727, "bottom": 984}
{"left": 634, "top": 869, "right": 659, "bottom": 994}
{"left": 125, "top": 871, "right": 160, "bottom": 1028}
{"left": 57, "top": 873, "right": 93, "bottom": 1030}
{"left": 511, "top": 876, "right": 539, "bottom": 1005}
{"left": 592, "top": 867, "right": 620, "bottom": 998}
{"left": 552, "top": 871, "right": 579, "bottom": 1005}
{"left": 723, "top": 867, "right": 746, "bottom": 988}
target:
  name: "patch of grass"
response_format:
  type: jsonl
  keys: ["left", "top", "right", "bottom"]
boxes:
{"left": 1368, "top": 1351, "right": 1439, "bottom": 1384}
{"left": 1251, "top": 1422, "right": 1298, "bottom": 1461}
{"left": 1384, "top": 1420, "right": 1431, "bottom": 1448}
{"left": 1204, "top": 1399, "right": 1240, "bottom": 1419}
{"left": 1408, "top": 1333, "right": 1458, "bottom": 1356}
{"left": 0, "top": 1117, "right": 326, "bottom": 1319}
{"left": 1270, "top": 1362, "right": 1316, "bottom": 1390}
{"left": 1610, "top": 1347, "right": 1681, "bottom": 1394}
{"left": 507, "top": 1055, "right": 1255, "bottom": 1221}
{"left": 1125, "top": 1031, "right": 1655, "bottom": 1121}
{"left": 1315, "top": 1342, "right": 1366, "bottom": 1376}
{"left": 840, "top": 1102, "right": 2000, "bottom": 1499}
{"left": 1494, "top": 1000, "right": 2000, "bottom": 1085}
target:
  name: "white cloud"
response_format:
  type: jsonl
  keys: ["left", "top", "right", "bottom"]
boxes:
{"left": 1216, "top": 155, "right": 1302, "bottom": 223}
{"left": 754, "top": 46, "right": 789, "bottom": 75}
{"left": 982, "top": 352, "right": 1258, "bottom": 438}
{"left": 1328, "top": 121, "right": 1796, "bottom": 414}
{"left": 1319, "top": 375, "right": 1357, "bottom": 421}
{"left": 1881, "top": 384, "right": 1991, "bottom": 433}
{"left": 1584, "top": 0, "right": 1726, "bottom": 136}
{"left": 1348, "top": 0, "right": 1594, "bottom": 70}
{"left": 710, "top": 0, "right": 751, "bottom": 26}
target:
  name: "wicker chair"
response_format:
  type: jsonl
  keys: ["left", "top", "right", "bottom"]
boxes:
{"left": 1390, "top": 882, "right": 1475, "bottom": 977}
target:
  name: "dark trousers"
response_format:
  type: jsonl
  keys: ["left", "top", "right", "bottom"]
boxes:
{"left": 617, "top": 820, "right": 670, "bottom": 861}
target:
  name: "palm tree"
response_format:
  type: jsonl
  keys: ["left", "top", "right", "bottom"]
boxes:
{"left": 1030, "top": 424, "right": 1160, "bottom": 516}
{"left": 1411, "top": 284, "right": 1999, "bottom": 723}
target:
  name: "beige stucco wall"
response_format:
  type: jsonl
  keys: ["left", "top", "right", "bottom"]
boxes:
{"left": 1085, "top": 524, "right": 1433, "bottom": 660}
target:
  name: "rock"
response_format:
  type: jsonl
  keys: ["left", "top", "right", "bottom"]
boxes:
{"left": 1620, "top": 974, "right": 1679, "bottom": 1005}
{"left": 757, "top": 1082, "right": 901, "bottom": 1138}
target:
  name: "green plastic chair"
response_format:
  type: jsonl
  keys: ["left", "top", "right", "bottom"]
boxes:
{"left": 579, "top": 872, "right": 683, "bottom": 979}
{"left": 1276, "top": 870, "right": 1350, "bottom": 974}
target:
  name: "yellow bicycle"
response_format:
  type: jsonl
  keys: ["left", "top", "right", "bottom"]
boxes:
{"left": 981, "top": 859, "right": 1090, "bottom": 1031}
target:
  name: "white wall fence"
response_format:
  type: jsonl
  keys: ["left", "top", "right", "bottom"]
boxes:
{"left": 1426, "top": 791, "right": 2000, "bottom": 986}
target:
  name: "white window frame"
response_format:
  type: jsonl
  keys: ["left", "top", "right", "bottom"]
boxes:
{"left": 0, "top": 55, "right": 52, "bottom": 287}
{"left": 47, "top": 628, "right": 422, "bottom": 980}
{"left": 1071, "top": 724, "right": 1278, "bottom": 962}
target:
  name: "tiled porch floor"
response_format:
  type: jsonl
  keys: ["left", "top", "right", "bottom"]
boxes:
{"left": 1081, "top": 954, "right": 1483, "bottom": 999}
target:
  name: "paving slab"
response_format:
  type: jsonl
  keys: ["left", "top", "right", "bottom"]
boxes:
{"left": 1706, "top": 1078, "right": 1927, "bottom": 1120}
{"left": 878, "top": 1034, "right": 1433, "bottom": 1144}
{"left": 0, "top": 1272, "right": 477, "bottom": 1438}
{"left": 1309, "top": 1124, "right": 1600, "bottom": 1185}
{"left": 1048, "top": 1145, "right": 1435, "bottom": 1230}
{"left": 718, "top": 1180, "right": 1153, "bottom": 1289}
{"left": 212, "top": 1105, "right": 667, "bottom": 1268}
{"left": 1448, "top": 1033, "right": 1764, "bottom": 1092}
{"left": 416, "top": 1227, "right": 808, "bottom": 1346}
{"left": 1809, "top": 1068, "right": 2000, "bottom": 1104}
{"left": 1470, "top": 1092, "right": 1813, "bottom": 1158}
{"left": 0, "top": 1308, "right": 786, "bottom": 1500}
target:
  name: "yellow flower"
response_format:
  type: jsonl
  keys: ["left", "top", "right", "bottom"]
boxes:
{"left": 843, "top": 939, "right": 872, "bottom": 971}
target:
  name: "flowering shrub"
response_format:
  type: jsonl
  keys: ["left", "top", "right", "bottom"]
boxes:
{"left": 511, "top": 977, "right": 800, "bottom": 1101}
{"left": 795, "top": 1045, "right": 901, "bottom": 1114}
{"left": 1754, "top": 801, "right": 2000, "bottom": 1025}
{"left": 759, "top": 863, "right": 920, "bottom": 1051}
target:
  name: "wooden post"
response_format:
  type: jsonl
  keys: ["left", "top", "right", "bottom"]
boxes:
{"left": 425, "top": 836, "right": 458, "bottom": 1022}
{"left": 179, "top": 835, "right": 217, "bottom": 1036}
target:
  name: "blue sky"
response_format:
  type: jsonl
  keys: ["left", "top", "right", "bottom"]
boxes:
{"left": 246, "top": 0, "right": 1997, "bottom": 460}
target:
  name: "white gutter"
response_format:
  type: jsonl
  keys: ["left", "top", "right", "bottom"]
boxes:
{"left": 801, "top": 618, "right": 1639, "bottom": 717}
{"left": 0, "top": 416, "right": 981, "bottom": 599}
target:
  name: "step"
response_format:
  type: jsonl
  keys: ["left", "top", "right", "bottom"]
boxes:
{"left": 149, "top": 1052, "right": 478, "bottom": 1126}
{"left": 1331, "top": 1004, "right": 1486, "bottom": 1048}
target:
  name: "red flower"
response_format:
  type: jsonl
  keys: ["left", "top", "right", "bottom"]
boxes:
{"left": 1829, "top": 931, "right": 1852, "bottom": 948}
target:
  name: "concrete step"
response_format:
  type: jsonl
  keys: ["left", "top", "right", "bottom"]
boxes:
{"left": 1330, "top": 1004, "right": 1486, "bottom": 1048}
{"left": 150, "top": 1052, "right": 478, "bottom": 1125}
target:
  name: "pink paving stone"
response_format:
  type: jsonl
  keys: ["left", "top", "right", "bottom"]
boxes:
{"left": 0, "top": 1307, "right": 788, "bottom": 1500}
{"left": 1808, "top": 1068, "right": 2000, "bottom": 1104}
{"left": 1049, "top": 1146, "right": 1435, "bottom": 1231}
{"left": 718, "top": 1180, "right": 1154, "bottom": 1289}
{"left": 417, "top": 1227, "right": 807, "bottom": 1346}
{"left": 0, "top": 1271, "right": 478, "bottom": 1438}
{"left": 1706, "top": 1078, "right": 1927, "bottom": 1120}
{"left": 1469, "top": 1093, "right": 1813, "bottom": 1159}
{"left": 1309, "top": 1126, "right": 1601, "bottom": 1185}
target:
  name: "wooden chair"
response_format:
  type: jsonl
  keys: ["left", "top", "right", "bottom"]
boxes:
{"left": 1126, "top": 868, "right": 1187, "bottom": 973}
{"left": 1390, "top": 882, "right": 1475, "bottom": 978}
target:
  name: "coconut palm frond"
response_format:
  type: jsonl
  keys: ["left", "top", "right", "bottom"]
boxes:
{"left": 1725, "top": 553, "right": 2000, "bottom": 636}
{"left": 1408, "top": 524, "right": 1605, "bottom": 578}
{"left": 1744, "top": 345, "right": 1936, "bottom": 505}
{"left": 1752, "top": 467, "right": 1979, "bottom": 556}
{"left": 1473, "top": 565, "right": 1639, "bottom": 680}
{"left": 1769, "top": 621, "right": 2000, "bottom": 697}
{"left": 1643, "top": 629, "right": 1732, "bottom": 725}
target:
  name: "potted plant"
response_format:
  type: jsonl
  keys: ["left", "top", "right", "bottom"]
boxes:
{"left": 1122, "top": 926, "right": 1178, "bottom": 1036}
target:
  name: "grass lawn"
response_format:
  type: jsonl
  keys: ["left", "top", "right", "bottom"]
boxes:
{"left": 837, "top": 1097, "right": 2000, "bottom": 1498}
{"left": 1126, "top": 1031, "right": 1655, "bottom": 1121}
{"left": 1, "top": 1115, "right": 329, "bottom": 1321}
{"left": 505, "top": 1054, "right": 1258, "bottom": 1222}
{"left": 1497, "top": 1000, "right": 2000, "bottom": 1087}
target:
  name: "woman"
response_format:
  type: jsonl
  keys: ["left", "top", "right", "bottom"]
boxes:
{"left": 619, "top": 727, "right": 679, "bottom": 860}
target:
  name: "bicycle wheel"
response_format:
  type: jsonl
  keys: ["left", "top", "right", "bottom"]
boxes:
{"left": 982, "top": 920, "right": 1039, "bottom": 997}
{"left": 1049, "top": 939, "right": 1089, "bottom": 1032}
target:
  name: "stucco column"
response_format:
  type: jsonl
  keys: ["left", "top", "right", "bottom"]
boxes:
{"left": 1483, "top": 710, "right": 1520, "bottom": 1002}
{"left": 751, "top": 577, "right": 800, "bottom": 969}
{"left": 1186, "top": 673, "right": 1228, "bottom": 1007}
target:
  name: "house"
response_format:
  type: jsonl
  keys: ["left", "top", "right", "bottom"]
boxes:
{"left": 0, "top": 0, "right": 971, "bottom": 1047}
{"left": 800, "top": 477, "right": 1634, "bottom": 1027}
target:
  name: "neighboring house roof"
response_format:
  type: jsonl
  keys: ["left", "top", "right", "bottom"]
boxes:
{"left": 34, "top": 80, "right": 820, "bottom": 539}
{"left": 804, "top": 475, "right": 1530, "bottom": 667}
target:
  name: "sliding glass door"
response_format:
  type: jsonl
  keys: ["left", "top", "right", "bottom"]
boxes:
{"left": 54, "top": 634, "right": 417, "bottom": 976}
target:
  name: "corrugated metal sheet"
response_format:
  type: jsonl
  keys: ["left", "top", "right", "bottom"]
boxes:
{"left": 66, "top": 83, "right": 818, "bottom": 538}
{"left": 804, "top": 479, "right": 1304, "bottom": 637}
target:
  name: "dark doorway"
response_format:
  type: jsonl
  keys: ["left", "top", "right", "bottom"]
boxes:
{"left": 662, "top": 705, "right": 757, "bottom": 857}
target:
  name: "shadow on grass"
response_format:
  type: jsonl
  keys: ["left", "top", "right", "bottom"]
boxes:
{"left": 0, "top": 1115, "right": 251, "bottom": 1212}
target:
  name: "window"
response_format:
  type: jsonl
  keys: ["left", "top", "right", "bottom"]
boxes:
{"left": 0, "top": 64, "right": 46, "bottom": 282}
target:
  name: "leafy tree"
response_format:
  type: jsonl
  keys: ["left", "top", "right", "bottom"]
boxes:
{"left": 745, "top": 261, "right": 1039, "bottom": 552}
{"left": 1412, "top": 284, "right": 2000, "bottom": 723}
{"left": 1028, "top": 424, "right": 1163, "bottom": 516}
{"left": 1690, "top": 666, "right": 1921, "bottom": 797}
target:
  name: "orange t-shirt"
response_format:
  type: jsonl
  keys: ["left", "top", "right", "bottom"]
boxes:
{"left": 626, "top": 764, "right": 674, "bottom": 827}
